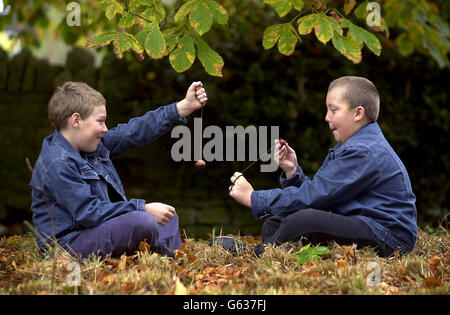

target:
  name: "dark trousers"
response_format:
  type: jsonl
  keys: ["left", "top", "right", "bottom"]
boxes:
{"left": 261, "top": 208, "right": 394, "bottom": 257}
{"left": 69, "top": 211, "right": 182, "bottom": 258}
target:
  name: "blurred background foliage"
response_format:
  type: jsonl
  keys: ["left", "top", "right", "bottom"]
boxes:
{"left": 0, "top": 0, "right": 448, "bottom": 237}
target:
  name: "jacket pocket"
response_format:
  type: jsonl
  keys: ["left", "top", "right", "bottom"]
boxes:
{"left": 79, "top": 166, "right": 107, "bottom": 200}
{"left": 80, "top": 166, "right": 100, "bottom": 180}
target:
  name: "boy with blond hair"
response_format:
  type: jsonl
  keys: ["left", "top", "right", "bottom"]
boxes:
{"left": 30, "top": 81, "right": 207, "bottom": 258}
{"left": 228, "top": 76, "right": 417, "bottom": 257}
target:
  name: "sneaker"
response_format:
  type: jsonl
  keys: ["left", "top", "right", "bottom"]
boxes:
{"left": 209, "top": 236, "right": 252, "bottom": 255}
{"left": 253, "top": 243, "right": 266, "bottom": 257}
{"left": 151, "top": 245, "right": 175, "bottom": 259}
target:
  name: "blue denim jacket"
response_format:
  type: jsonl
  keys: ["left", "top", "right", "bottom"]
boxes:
{"left": 251, "top": 122, "right": 417, "bottom": 254}
{"left": 29, "top": 103, "right": 186, "bottom": 252}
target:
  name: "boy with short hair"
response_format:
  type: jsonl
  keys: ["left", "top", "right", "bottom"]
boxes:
{"left": 30, "top": 81, "right": 207, "bottom": 258}
{"left": 228, "top": 76, "right": 417, "bottom": 257}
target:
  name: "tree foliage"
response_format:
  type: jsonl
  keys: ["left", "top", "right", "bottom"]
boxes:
{"left": 0, "top": 0, "right": 449, "bottom": 76}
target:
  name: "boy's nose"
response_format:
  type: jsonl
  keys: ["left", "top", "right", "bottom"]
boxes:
{"left": 103, "top": 125, "right": 108, "bottom": 133}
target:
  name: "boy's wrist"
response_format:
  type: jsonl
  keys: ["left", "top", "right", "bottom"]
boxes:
{"left": 284, "top": 165, "right": 298, "bottom": 179}
{"left": 176, "top": 99, "right": 191, "bottom": 118}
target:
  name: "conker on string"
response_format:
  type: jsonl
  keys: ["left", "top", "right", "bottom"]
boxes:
{"left": 279, "top": 138, "right": 287, "bottom": 148}
{"left": 195, "top": 160, "right": 206, "bottom": 169}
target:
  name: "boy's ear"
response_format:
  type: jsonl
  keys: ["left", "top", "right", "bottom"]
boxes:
{"left": 69, "top": 113, "right": 82, "bottom": 128}
{"left": 354, "top": 106, "right": 366, "bottom": 122}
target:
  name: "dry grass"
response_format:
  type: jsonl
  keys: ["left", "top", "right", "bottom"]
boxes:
{"left": 0, "top": 228, "right": 448, "bottom": 295}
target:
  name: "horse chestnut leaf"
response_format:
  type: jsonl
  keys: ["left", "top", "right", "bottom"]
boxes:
{"left": 195, "top": 160, "right": 206, "bottom": 169}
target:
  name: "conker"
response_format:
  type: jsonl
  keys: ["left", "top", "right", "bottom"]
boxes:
{"left": 279, "top": 138, "right": 287, "bottom": 148}
{"left": 195, "top": 160, "right": 206, "bottom": 169}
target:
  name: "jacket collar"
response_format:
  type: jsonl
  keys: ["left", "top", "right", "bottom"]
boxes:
{"left": 50, "top": 129, "right": 110, "bottom": 161}
{"left": 51, "top": 129, "right": 79, "bottom": 155}
{"left": 332, "top": 122, "right": 382, "bottom": 154}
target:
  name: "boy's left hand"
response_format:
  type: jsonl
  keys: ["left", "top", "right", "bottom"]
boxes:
{"left": 228, "top": 172, "right": 253, "bottom": 208}
{"left": 177, "top": 81, "right": 207, "bottom": 118}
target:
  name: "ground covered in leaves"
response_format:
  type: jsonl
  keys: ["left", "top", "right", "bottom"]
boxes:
{"left": 0, "top": 229, "right": 448, "bottom": 295}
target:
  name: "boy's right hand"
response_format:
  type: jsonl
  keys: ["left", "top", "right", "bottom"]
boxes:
{"left": 144, "top": 202, "right": 175, "bottom": 226}
{"left": 274, "top": 139, "right": 298, "bottom": 179}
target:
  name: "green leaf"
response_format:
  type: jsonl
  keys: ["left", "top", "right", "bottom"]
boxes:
{"left": 119, "top": 12, "right": 137, "bottom": 28}
{"left": 326, "top": 15, "right": 343, "bottom": 36}
{"left": 314, "top": 14, "right": 334, "bottom": 44}
{"left": 105, "top": 0, "right": 124, "bottom": 20}
{"left": 296, "top": 244, "right": 330, "bottom": 265}
{"left": 135, "top": 25, "right": 151, "bottom": 48}
{"left": 332, "top": 33, "right": 362, "bottom": 63}
{"left": 273, "top": 0, "right": 293, "bottom": 18}
{"left": 112, "top": 32, "right": 143, "bottom": 59}
{"left": 163, "top": 28, "right": 180, "bottom": 56}
{"left": 263, "top": 24, "right": 283, "bottom": 49}
{"left": 190, "top": 0, "right": 213, "bottom": 36}
{"left": 87, "top": 2, "right": 109, "bottom": 25}
{"left": 169, "top": 35, "right": 196, "bottom": 73}
{"left": 145, "top": 22, "right": 166, "bottom": 59}
{"left": 347, "top": 24, "right": 365, "bottom": 48}
{"left": 277, "top": 24, "right": 298, "bottom": 55}
{"left": 174, "top": 0, "right": 197, "bottom": 23}
{"left": 195, "top": 36, "right": 224, "bottom": 77}
{"left": 361, "top": 28, "right": 382, "bottom": 56}
{"left": 292, "top": 0, "right": 304, "bottom": 11}
{"left": 206, "top": 0, "right": 228, "bottom": 25}
{"left": 297, "top": 14, "right": 318, "bottom": 35}
{"left": 263, "top": 0, "right": 284, "bottom": 4}
{"left": 112, "top": 32, "right": 132, "bottom": 59}
{"left": 86, "top": 32, "right": 117, "bottom": 49}
{"left": 138, "top": 0, "right": 166, "bottom": 22}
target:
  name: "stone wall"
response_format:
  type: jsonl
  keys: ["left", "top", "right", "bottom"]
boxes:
{"left": 0, "top": 48, "right": 265, "bottom": 238}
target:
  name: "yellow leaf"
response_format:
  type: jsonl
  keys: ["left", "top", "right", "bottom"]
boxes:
{"left": 174, "top": 277, "right": 187, "bottom": 295}
{"left": 139, "top": 239, "right": 151, "bottom": 253}
{"left": 119, "top": 254, "right": 127, "bottom": 270}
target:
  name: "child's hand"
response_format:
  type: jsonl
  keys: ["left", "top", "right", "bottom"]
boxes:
{"left": 228, "top": 172, "right": 253, "bottom": 208}
{"left": 177, "top": 81, "right": 208, "bottom": 118}
{"left": 144, "top": 202, "right": 175, "bottom": 226}
{"left": 274, "top": 139, "right": 297, "bottom": 179}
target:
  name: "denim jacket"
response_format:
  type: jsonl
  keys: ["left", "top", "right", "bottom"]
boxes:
{"left": 29, "top": 103, "right": 186, "bottom": 252}
{"left": 251, "top": 122, "right": 417, "bottom": 254}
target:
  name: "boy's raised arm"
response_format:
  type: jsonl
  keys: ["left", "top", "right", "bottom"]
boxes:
{"left": 102, "top": 82, "right": 207, "bottom": 157}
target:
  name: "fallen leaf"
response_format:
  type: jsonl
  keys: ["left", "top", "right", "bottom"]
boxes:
{"left": 174, "top": 277, "right": 187, "bottom": 295}
{"left": 122, "top": 282, "right": 135, "bottom": 293}
{"left": 424, "top": 276, "right": 441, "bottom": 288}
{"left": 139, "top": 239, "right": 151, "bottom": 253}
{"left": 427, "top": 255, "right": 440, "bottom": 266}
{"left": 119, "top": 254, "right": 127, "bottom": 270}
{"left": 337, "top": 259, "right": 348, "bottom": 268}
{"left": 102, "top": 274, "right": 116, "bottom": 286}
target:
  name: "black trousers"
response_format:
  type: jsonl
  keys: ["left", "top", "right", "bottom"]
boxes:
{"left": 261, "top": 208, "right": 394, "bottom": 257}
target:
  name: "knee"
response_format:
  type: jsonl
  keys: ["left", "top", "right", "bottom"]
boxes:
{"left": 126, "top": 211, "right": 159, "bottom": 244}
{"left": 283, "top": 209, "right": 320, "bottom": 232}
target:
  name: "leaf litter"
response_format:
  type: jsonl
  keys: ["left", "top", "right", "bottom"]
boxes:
{"left": 0, "top": 229, "right": 449, "bottom": 295}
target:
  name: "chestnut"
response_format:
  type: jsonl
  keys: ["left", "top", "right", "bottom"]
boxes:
{"left": 195, "top": 160, "right": 206, "bottom": 169}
